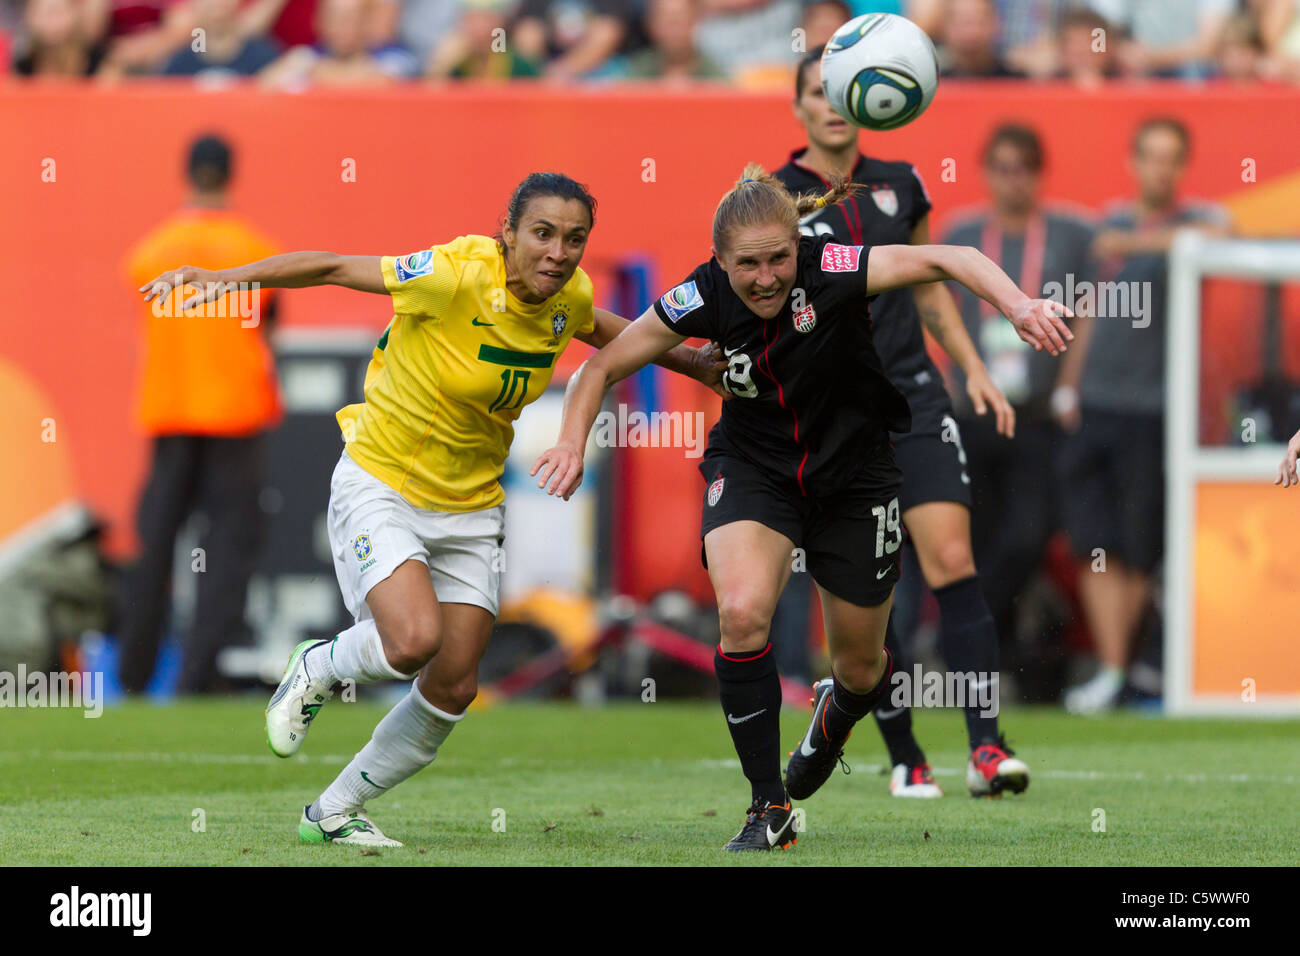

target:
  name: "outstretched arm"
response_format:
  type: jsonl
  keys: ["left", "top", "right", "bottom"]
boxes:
{"left": 577, "top": 307, "right": 726, "bottom": 396}
{"left": 139, "top": 253, "right": 387, "bottom": 310}
{"left": 867, "top": 243, "right": 1074, "bottom": 356}
{"left": 532, "top": 308, "right": 688, "bottom": 500}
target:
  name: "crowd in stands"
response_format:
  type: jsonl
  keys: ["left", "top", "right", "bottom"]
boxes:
{"left": 4, "top": 0, "right": 1300, "bottom": 84}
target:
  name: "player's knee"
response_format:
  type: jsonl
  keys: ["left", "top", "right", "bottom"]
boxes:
{"left": 831, "top": 647, "right": 886, "bottom": 694}
{"left": 926, "top": 539, "right": 977, "bottom": 587}
{"left": 382, "top": 615, "right": 442, "bottom": 674}
{"left": 716, "top": 596, "right": 772, "bottom": 653}
{"left": 440, "top": 675, "right": 478, "bottom": 715}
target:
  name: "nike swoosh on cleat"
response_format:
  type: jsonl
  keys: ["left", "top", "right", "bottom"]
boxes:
{"left": 727, "top": 709, "right": 766, "bottom": 725}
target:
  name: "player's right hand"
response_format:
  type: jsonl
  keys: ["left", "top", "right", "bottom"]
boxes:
{"left": 531, "top": 445, "right": 584, "bottom": 500}
{"left": 1274, "top": 428, "right": 1300, "bottom": 487}
{"left": 139, "top": 266, "right": 228, "bottom": 311}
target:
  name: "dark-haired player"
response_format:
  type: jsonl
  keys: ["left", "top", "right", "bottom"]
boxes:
{"left": 533, "top": 164, "right": 1070, "bottom": 848}
{"left": 142, "top": 172, "right": 723, "bottom": 846}
{"left": 771, "top": 48, "right": 1030, "bottom": 798}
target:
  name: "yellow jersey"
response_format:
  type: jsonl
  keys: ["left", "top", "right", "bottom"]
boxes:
{"left": 337, "top": 235, "right": 595, "bottom": 512}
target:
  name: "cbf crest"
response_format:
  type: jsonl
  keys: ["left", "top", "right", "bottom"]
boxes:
{"left": 551, "top": 311, "right": 568, "bottom": 338}
{"left": 353, "top": 533, "right": 372, "bottom": 561}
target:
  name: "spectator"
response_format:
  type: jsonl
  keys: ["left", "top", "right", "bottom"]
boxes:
{"left": 99, "top": 0, "right": 198, "bottom": 75}
{"left": 940, "top": 124, "right": 1095, "bottom": 660}
{"left": 260, "top": 0, "right": 417, "bottom": 87}
{"left": 512, "top": 0, "right": 637, "bottom": 79}
{"left": 1087, "top": 0, "right": 1234, "bottom": 80}
{"left": 619, "top": 0, "right": 724, "bottom": 80}
{"left": 802, "top": 0, "right": 851, "bottom": 49}
{"left": 428, "top": 0, "right": 541, "bottom": 80}
{"left": 1057, "top": 118, "right": 1231, "bottom": 714}
{"left": 1216, "top": 10, "right": 1266, "bottom": 81}
{"left": 938, "top": 0, "right": 1024, "bottom": 78}
{"left": 12, "top": 0, "right": 108, "bottom": 75}
{"left": 120, "top": 134, "right": 282, "bottom": 695}
{"left": 397, "top": 0, "right": 459, "bottom": 64}
{"left": 694, "top": 0, "right": 802, "bottom": 79}
{"left": 237, "top": 0, "right": 316, "bottom": 50}
{"left": 1056, "top": 6, "right": 1115, "bottom": 87}
{"left": 160, "top": 0, "right": 280, "bottom": 78}
{"left": 1256, "top": 0, "right": 1300, "bottom": 75}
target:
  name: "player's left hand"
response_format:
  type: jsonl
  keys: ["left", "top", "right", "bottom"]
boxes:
{"left": 531, "top": 444, "right": 584, "bottom": 500}
{"left": 1009, "top": 298, "right": 1074, "bottom": 356}
{"left": 966, "top": 365, "right": 1015, "bottom": 438}
{"left": 1274, "top": 428, "right": 1300, "bottom": 487}
{"left": 694, "top": 341, "right": 730, "bottom": 400}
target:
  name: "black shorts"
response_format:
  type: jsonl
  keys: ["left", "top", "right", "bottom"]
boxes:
{"left": 698, "top": 443, "right": 904, "bottom": 607}
{"left": 889, "top": 383, "right": 972, "bottom": 512}
{"left": 1057, "top": 407, "right": 1164, "bottom": 573}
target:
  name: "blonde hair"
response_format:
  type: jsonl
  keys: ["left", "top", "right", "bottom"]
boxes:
{"left": 712, "top": 162, "right": 860, "bottom": 255}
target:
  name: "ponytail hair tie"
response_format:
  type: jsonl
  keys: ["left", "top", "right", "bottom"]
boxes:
{"left": 814, "top": 195, "right": 829, "bottom": 208}
{"left": 741, "top": 177, "right": 756, "bottom": 183}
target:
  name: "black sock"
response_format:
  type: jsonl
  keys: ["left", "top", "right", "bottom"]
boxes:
{"left": 714, "top": 645, "right": 786, "bottom": 806}
{"left": 874, "top": 623, "right": 925, "bottom": 767}
{"left": 824, "top": 646, "right": 894, "bottom": 741}
{"left": 934, "top": 575, "right": 1001, "bottom": 749}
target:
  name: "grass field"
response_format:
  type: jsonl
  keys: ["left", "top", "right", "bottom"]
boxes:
{"left": 3, "top": 698, "right": 1297, "bottom": 866}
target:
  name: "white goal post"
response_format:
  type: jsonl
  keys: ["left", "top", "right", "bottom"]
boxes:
{"left": 1165, "top": 231, "right": 1300, "bottom": 715}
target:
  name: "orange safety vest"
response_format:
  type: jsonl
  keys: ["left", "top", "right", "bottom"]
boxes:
{"left": 125, "top": 208, "right": 282, "bottom": 436}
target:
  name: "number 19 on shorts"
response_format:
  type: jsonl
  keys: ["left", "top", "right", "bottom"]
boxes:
{"left": 872, "top": 497, "right": 902, "bottom": 558}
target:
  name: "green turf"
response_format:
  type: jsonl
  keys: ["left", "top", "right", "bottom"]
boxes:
{"left": 2, "top": 698, "right": 1297, "bottom": 865}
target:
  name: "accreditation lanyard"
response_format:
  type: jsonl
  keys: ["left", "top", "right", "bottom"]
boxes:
{"left": 977, "top": 214, "right": 1046, "bottom": 403}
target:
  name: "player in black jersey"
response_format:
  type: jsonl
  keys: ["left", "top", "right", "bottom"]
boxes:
{"left": 532, "top": 164, "right": 1070, "bottom": 849}
{"left": 774, "top": 48, "right": 1030, "bottom": 799}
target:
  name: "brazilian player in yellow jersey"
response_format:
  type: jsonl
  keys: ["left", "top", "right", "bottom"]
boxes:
{"left": 141, "top": 173, "right": 724, "bottom": 847}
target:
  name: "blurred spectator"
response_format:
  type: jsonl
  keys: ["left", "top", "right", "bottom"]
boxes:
{"left": 120, "top": 134, "right": 281, "bottom": 695}
{"left": 1057, "top": 118, "right": 1231, "bottom": 714}
{"left": 260, "top": 0, "right": 417, "bottom": 86}
{"left": 1087, "top": 0, "right": 1233, "bottom": 80}
{"left": 802, "top": 0, "right": 851, "bottom": 49}
{"left": 237, "top": 0, "right": 316, "bottom": 50}
{"left": 12, "top": 0, "right": 107, "bottom": 75}
{"left": 694, "top": 0, "right": 801, "bottom": 79}
{"left": 512, "top": 0, "right": 638, "bottom": 79}
{"left": 398, "top": 0, "right": 459, "bottom": 64}
{"left": 619, "top": 0, "right": 724, "bottom": 79}
{"left": 1216, "top": 10, "right": 1266, "bottom": 81}
{"left": 98, "top": 0, "right": 198, "bottom": 75}
{"left": 428, "top": 0, "right": 541, "bottom": 79}
{"left": 1256, "top": 0, "right": 1300, "bottom": 70}
{"left": 1056, "top": 6, "right": 1115, "bottom": 87}
{"left": 938, "top": 0, "right": 1024, "bottom": 78}
{"left": 160, "top": 0, "right": 280, "bottom": 77}
{"left": 941, "top": 123, "right": 1095, "bottom": 656}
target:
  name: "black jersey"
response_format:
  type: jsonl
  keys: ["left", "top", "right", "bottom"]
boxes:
{"left": 653, "top": 234, "right": 910, "bottom": 496}
{"left": 773, "top": 150, "right": 939, "bottom": 393}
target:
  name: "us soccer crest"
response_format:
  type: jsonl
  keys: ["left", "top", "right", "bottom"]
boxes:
{"left": 793, "top": 303, "right": 817, "bottom": 333}
{"left": 871, "top": 187, "right": 899, "bottom": 217}
{"left": 552, "top": 311, "right": 568, "bottom": 338}
{"left": 707, "top": 476, "right": 725, "bottom": 507}
{"left": 353, "top": 533, "right": 372, "bottom": 561}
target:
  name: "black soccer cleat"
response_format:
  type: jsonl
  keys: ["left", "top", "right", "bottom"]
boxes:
{"left": 723, "top": 798, "right": 798, "bottom": 852}
{"left": 784, "top": 677, "right": 853, "bottom": 800}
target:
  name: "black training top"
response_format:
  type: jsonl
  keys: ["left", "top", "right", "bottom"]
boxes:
{"left": 773, "top": 150, "right": 941, "bottom": 395}
{"left": 653, "top": 233, "right": 911, "bottom": 496}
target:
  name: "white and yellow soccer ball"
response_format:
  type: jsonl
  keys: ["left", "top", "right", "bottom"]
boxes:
{"left": 820, "top": 13, "right": 939, "bottom": 131}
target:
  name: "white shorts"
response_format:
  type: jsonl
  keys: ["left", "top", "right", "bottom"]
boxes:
{"left": 327, "top": 450, "right": 505, "bottom": 621}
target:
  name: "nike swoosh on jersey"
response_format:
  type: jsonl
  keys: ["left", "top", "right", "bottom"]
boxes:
{"left": 471, "top": 316, "right": 494, "bottom": 326}
{"left": 727, "top": 708, "right": 767, "bottom": 725}
{"left": 876, "top": 567, "right": 891, "bottom": 579}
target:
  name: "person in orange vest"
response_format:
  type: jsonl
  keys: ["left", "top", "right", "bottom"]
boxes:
{"left": 119, "top": 134, "right": 281, "bottom": 695}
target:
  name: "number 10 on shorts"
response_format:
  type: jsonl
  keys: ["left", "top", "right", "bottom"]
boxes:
{"left": 872, "top": 497, "right": 902, "bottom": 558}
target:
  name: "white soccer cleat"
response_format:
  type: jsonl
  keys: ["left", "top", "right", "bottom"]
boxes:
{"left": 889, "top": 762, "right": 943, "bottom": 798}
{"left": 265, "top": 639, "right": 336, "bottom": 758}
{"left": 1064, "top": 669, "right": 1124, "bottom": 715}
{"left": 299, "top": 807, "right": 403, "bottom": 847}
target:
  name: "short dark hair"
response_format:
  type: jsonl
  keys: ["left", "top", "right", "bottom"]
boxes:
{"left": 795, "top": 45, "right": 825, "bottom": 101}
{"left": 982, "top": 123, "right": 1045, "bottom": 172}
{"left": 498, "top": 172, "right": 597, "bottom": 249}
{"left": 187, "top": 134, "right": 232, "bottom": 190}
{"left": 1133, "top": 116, "right": 1190, "bottom": 157}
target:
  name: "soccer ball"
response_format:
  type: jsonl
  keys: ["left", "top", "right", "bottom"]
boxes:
{"left": 820, "top": 13, "right": 939, "bottom": 131}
